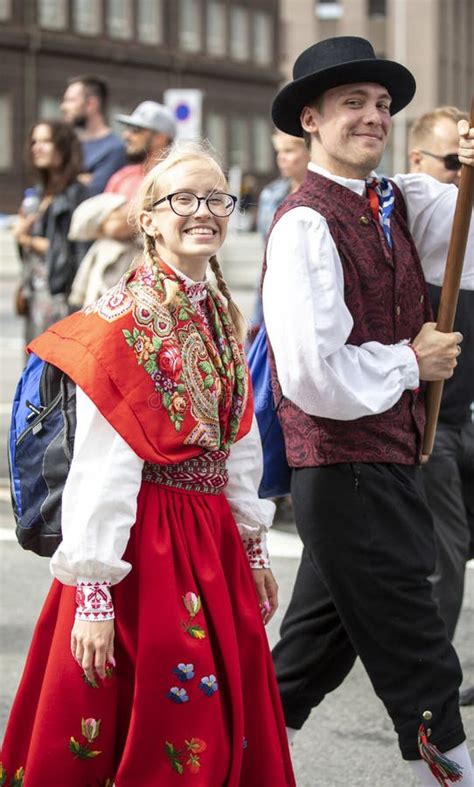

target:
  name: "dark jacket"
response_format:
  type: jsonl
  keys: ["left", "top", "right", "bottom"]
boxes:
{"left": 40, "top": 181, "right": 90, "bottom": 295}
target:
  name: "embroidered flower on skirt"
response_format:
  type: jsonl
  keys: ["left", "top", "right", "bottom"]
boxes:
{"left": 75, "top": 581, "right": 114, "bottom": 621}
{"left": 199, "top": 675, "right": 219, "bottom": 696}
{"left": 173, "top": 663, "right": 195, "bottom": 682}
{"left": 167, "top": 687, "right": 190, "bottom": 704}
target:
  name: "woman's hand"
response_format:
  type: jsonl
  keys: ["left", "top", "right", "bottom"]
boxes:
{"left": 12, "top": 214, "right": 36, "bottom": 246}
{"left": 251, "top": 568, "right": 279, "bottom": 625}
{"left": 71, "top": 619, "right": 115, "bottom": 682}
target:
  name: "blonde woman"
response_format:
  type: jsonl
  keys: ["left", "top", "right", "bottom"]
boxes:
{"left": 1, "top": 142, "right": 295, "bottom": 787}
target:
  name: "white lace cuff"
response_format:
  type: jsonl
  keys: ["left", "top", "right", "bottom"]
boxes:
{"left": 240, "top": 529, "right": 270, "bottom": 569}
{"left": 75, "top": 580, "right": 115, "bottom": 621}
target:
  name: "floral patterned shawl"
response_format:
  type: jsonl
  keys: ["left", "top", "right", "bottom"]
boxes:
{"left": 29, "top": 260, "right": 252, "bottom": 464}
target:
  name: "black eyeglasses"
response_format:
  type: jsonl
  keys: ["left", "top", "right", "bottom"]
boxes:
{"left": 420, "top": 150, "right": 461, "bottom": 172}
{"left": 151, "top": 191, "right": 238, "bottom": 217}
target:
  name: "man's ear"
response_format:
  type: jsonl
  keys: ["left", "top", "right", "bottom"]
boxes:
{"left": 409, "top": 149, "right": 422, "bottom": 172}
{"left": 300, "top": 105, "right": 320, "bottom": 135}
{"left": 86, "top": 94, "right": 100, "bottom": 116}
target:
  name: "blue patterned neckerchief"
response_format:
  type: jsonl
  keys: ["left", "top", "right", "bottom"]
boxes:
{"left": 366, "top": 175, "right": 395, "bottom": 249}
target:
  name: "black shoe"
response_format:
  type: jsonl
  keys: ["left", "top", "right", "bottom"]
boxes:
{"left": 459, "top": 685, "right": 474, "bottom": 706}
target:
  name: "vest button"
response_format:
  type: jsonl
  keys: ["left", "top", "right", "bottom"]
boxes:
{"left": 419, "top": 294, "right": 424, "bottom": 304}
{"left": 359, "top": 216, "right": 370, "bottom": 225}
{"left": 395, "top": 305, "right": 401, "bottom": 316}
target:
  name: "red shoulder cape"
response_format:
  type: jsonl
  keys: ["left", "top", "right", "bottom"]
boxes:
{"left": 29, "top": 264, "right": 253, "bottom": 464}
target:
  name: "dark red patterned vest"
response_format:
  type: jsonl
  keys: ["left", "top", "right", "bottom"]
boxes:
{"left": 263, "top": 169, "right": 432, "bottom": 466}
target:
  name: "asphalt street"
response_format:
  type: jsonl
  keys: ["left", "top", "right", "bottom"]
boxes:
{"left": 0, "top": 230, "right": 472, "bottom": 785}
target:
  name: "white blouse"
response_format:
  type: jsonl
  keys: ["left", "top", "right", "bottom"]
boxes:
{"left": 50, "top": 387, "right": 275, "bottom": 586}
{"left": 263, "top": 164, "right": 474, "bottom": 421}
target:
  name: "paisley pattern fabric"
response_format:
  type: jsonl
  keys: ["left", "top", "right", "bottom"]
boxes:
{"left": 263, "top": 169, "right": 432, "bottom": 467}
{"left": 29, "top": 260, "right": 252, "bottom": 465}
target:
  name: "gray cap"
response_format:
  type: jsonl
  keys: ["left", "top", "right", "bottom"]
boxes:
{"left": 115, "top": 101, "right": 177, "bottom": 139}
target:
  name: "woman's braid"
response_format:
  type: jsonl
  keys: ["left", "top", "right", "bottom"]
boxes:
{"left": 209, "top": 255, "right": 247, "bottom": 344}
{"left": 143, "top": 233, "right": 179, "bottom": 306}
{"left": 144, "top": 233, "right": 159, "bottom": 266}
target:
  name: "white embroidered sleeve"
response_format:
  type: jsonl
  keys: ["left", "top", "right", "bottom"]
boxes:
{"left": 75, "top": 581, "right": 114, "bottom": 621}
{"left": 263, "top": 207, "right": 420, "bottom": 421}
{"left": 50, "top": 386, "right": 144, "bottom": 589}
{"left": 225, "top": 416, "right": 275, "bottom": 569}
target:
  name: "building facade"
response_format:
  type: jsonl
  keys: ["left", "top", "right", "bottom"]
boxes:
{"left": 0, "top": 0, "right": 280, "bottom": 212}
{"left": 279, "top": 0, "right": 474, "bottom": 173}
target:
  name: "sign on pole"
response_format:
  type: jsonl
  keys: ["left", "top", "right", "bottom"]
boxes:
{"left": 163, "top": 89, "right": 203, "bottom": 140}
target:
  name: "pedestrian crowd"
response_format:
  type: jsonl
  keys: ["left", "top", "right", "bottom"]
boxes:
{"left": 2, "top": 37, "right": 474, "bottom": 786}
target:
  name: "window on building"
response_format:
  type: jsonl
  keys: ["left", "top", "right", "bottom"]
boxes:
{"left": 138, "top": 0, "right": 163, "bottom": 44}
{"left": 230, "top": 6, "right": 249, "bottom": 61}
{"left": 229, "top": 116, "right": 249, "bottom": 168}
{"left": 207, "top": 0, "right": 226, "bottom": 57}
{"left": 179, "top": 0, "right": 201, "bottom": 52}
{"left": 73, "top": 0, "right": 102, "bottom": 35}
{"left": 205, "top": 111, "right": 227, "bottom": 161}
{"left": 315, "top": 0, "right": 343, "bottom": 20}
{"left": 0, "top": 94, "right": 12, "bottom": 170}
{"left": 0, "top": 0, "right": 11, "bottom": 21}
{"left": 253, "top": 11, "right": 273, "bottom": 66}
{"left": 38, "top": 0, "right": 67, "bottom": 28}
{"left": 252, "top": 117, "right": 273, "bottom": 173}
{"left": 368, "top": 0, "right": 386, "bottom": 16}
{"left": 107, "top": 0, "right": 132, "bottom": 39}
{"left": 39, "top": 95, "right": 62, "bottom": 119}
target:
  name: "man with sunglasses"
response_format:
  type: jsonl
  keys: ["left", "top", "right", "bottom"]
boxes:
{"left": 410, "top": 106, "right": 474, "bottom": 709}
{"left": 409, "top": 106, "right": 467, "bottom": 186}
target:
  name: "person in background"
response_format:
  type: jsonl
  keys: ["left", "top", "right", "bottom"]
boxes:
{"left": 100, "top": 101, "right": 177, "bottom": 241}
{"left": 257, "top": 131, "right": 310, "bottom": 240}
{"left": 409, "top": 105, "right": 474, "bottom": 707}
{"left": 239, "top": 174, "right": 259, "bottom": 231}
{"left": 1, "top": 140, "right": 295, "bottom": 787}
{"left": 61, "top": 74, "right": 126, "bottom": 196}
{"left": 68, "top": 193, "right": 139, "bottom": 309}
{"left": 249, "top": 132, "right": 310, "bottom": 338}
{"left": 66, "top": 101, "right": 176, "bottom": 304}
{"left": 409, "top": 106, "right": 467, "bottom": 187}
{"left": 12, "top": 120, "right": 89, "bottom": 343}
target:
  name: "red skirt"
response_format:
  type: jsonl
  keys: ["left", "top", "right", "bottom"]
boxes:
{"left": 1, "top": 482, "right": 295, "bottom": 786}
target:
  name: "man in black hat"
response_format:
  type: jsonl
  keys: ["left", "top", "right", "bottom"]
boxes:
{"left": 264, "top": 36, "right": 474, "bottom": 784}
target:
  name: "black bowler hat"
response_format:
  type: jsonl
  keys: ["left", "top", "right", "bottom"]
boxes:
{"left": 272, "top": 36, "right": 416, "bottom": 137}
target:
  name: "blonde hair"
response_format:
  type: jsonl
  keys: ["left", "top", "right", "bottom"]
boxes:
{"left": 408, "top": 106, "right": 468, "bottom": 150}
{"left": 133, "top": 140, "right": 247, "bottom": 344}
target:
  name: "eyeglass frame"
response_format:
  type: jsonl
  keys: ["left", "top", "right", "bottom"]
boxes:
{"left": 419, "top": 150, "right": 461, "bottom": 172}
{"left": 151, "top": 191, "right": 238, "bottom": 217}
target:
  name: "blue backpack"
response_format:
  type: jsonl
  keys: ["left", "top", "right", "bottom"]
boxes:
{"left": 247, "top": 323, "right": 291, "bottom": 499}
{"left": 8, "top": 353, "right": 76, "bottom": 556}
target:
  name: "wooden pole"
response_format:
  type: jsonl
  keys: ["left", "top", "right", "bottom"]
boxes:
{"left": 422, "top": 97, "right": 474, "bottom": 456}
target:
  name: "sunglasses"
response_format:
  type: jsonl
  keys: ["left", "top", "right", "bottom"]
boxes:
{"left": 420, "top": 150, "right": 461, "bottom": 172}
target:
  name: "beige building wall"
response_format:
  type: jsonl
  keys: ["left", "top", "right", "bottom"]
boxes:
{"left": 278, "top": 0, "right": 473, "bottom": 173}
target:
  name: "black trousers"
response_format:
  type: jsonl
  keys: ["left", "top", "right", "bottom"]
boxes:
{"left": 422, "top": 422, "right": 474, "bottom": 640}
{"left": 272, "top": 463, "right": 465, "bottom": 760}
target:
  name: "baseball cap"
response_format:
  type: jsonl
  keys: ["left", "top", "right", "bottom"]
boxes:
{"left": 115, "top": 101, "right": 177, "bottom": 138}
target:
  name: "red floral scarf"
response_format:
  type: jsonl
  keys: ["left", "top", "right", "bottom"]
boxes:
{"left": 29, "top": 261, "right": 252, "bottom": 464}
